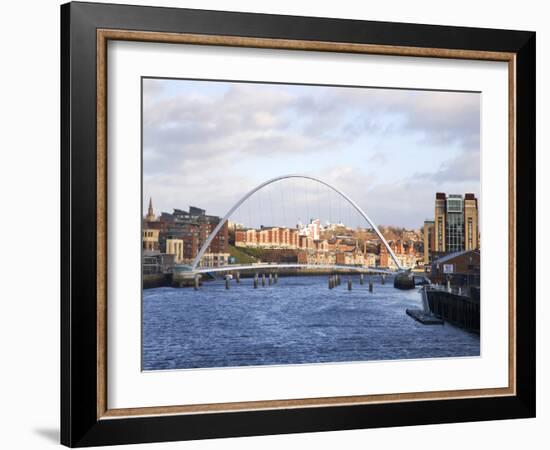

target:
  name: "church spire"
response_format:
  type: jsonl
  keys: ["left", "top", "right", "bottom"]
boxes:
{"left": 145, "top": 197, "right": 156, "bottom": 221}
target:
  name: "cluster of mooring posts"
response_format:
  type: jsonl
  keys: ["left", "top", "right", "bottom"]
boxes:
{"left": 191, "top": 271, "right": 387, "bottom": 291}
{"left": 211, "top": 272, "right": 281, "bottom": 289}
{"left": 328, "top": 273, "right": 386, "bottom": 292}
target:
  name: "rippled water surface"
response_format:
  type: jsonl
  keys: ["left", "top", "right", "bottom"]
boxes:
{"left": 142, "top": 275, "right": 479, "bottom": 370}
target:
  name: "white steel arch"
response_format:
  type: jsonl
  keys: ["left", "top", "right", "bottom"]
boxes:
{"left": 191, "top": 174, "right": 403, "bottom": 271}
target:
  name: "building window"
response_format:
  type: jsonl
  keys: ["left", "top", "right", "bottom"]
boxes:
{"left": 446, "top": 212, "right": 464, "bottom": 253}
{"left": 467, "top": 218, "right": 473, "bottom": 248}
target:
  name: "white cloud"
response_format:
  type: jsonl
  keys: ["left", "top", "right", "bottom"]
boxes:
{"left": 143, "top": 80, "right": 480, "bottom": 228}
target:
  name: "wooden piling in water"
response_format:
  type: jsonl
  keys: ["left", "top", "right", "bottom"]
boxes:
{"left": 225, "top": 278, "right": 230, "bottom": 289}
{"left": 348, "top": 277, "right": 352, "bottom": 291}
{"left": 369, "top": 277, "right": 373, "bottom": 292}
{"left": 262, "top": 274, "right": 266, "bottom": 286}
{"left": 269, "top": 273, "right": 273, "bottom": 285}
{"left": 274, "top": 273, "right": 278, "bottom": 284}
{"left": 236, "top": 272, "right": 240, "bottom": 283}
{"left": 360, "top": 274, "right": 364, "bottom": 285}
{"left": 381, "top": 274, "right": 385, "bottom": 285}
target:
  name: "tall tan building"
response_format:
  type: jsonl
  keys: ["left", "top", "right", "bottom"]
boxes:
{"left": 434, "top": 193, "right": 447, "bottom": 252}
{"left": 433, "top": 192, "right": 479, "bottom": 256}
{"left": 423, "top": 220, "right": 435, "bottom": 264}
{"left": 464, "top": 193, "right": 479, "bottom": 250}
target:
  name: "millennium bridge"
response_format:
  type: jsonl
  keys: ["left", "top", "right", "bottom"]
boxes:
{"left": 174, "top": 174, "right": 418, "bottom": 289}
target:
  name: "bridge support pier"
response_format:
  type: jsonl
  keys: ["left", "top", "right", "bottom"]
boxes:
{"left": 253, "top": 275, "right": 258, "bottom": 289}
{"left": 225, "top": 278, "right": 230, "bottom": 290}
{"left": 194, "top": 275, "right": 199, "bottom": 291}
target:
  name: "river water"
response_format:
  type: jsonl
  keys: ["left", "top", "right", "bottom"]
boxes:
{"left": 142, "top": 275, "right": 479, "bottom": 370}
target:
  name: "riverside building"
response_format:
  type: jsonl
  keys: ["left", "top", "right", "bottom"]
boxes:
{"left": 432, "top": 192, "right": 479, "bottom": 256}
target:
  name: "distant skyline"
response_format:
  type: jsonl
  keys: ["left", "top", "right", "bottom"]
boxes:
{"left": 143, "top": 78, "right": 480, "bottom": 229}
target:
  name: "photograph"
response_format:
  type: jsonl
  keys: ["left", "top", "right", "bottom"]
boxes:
{"left": 54, "top": 1, "right": 537, "bottom": 446}
{"left": 141, "top": 77, "right": 482, "bottom": 371}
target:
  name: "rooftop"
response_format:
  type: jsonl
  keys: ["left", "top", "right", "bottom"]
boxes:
{"left": 433, "top": 249, "right": 480, "bottom": 264}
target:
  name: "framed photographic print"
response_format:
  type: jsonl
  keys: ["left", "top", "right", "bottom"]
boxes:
{"left": 60, "top": 1, "right": 536, "bottom": 447}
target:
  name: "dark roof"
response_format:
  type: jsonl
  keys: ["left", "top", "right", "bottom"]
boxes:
{"left": 433, "top": 249, "right": 480, "bottom": 264}
{"left": 189, "top": 206, "right": 206, "bottom": 215}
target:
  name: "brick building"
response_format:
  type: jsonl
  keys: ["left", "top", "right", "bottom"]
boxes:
{"left": 429, "top": 249, "right": 480, "bottom": 286}
{"left": 144, "top": 204, "right": 228, "bottom": 266}
{"left": 235, "top": 226, "right": 299, "bottom": 249}
{"left": 378, "top": 240, "right": 419, "bottom": 270}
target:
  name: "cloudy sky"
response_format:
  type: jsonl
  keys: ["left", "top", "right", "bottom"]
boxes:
{"left": 143, "top": 78, "right": 480, "bottom": 229}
